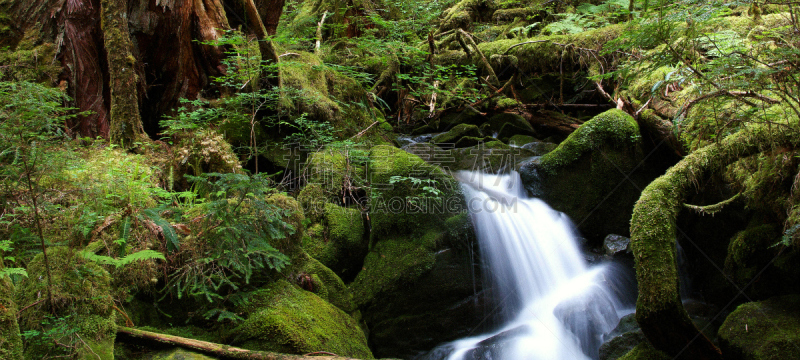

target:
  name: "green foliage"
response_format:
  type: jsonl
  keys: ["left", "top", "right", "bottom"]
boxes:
{"left": 80, "top": 249, "right": 165, "bottom": 269}
{"left": 165, "top": 172, "right": 292, "bottom": 307}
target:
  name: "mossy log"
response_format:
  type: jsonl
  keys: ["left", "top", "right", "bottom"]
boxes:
{"left": 630, "top": 124, "right": 800, "bottom": 359}
{"left": 117, "top": 327, "right": 364, "bottom": 360}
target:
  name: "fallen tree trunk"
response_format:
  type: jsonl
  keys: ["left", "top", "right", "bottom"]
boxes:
{"left": 630, "top": 124, "right": 800, "bottom": 359}
{"left": 515, "top": 109, "right": 584, "bottom": 139}
{"left": 117, "top": 327, "right": 363, "bottom": 360}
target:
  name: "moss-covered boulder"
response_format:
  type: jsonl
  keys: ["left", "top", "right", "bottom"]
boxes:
{"left": 724, "top": 222, "right": 788, "bottom": 298}
{"left": 306, "top": 145, "right": 368, "bottom": 203}
{"left": 0, "top": 261, "right": 23, "bottom": 360}
{"left": 232, "top": 280, "right": 372, "bottom": 359}
{"left": 17, "top": 247, "right": 116, "bottom": 360}
{"left": 265, "top": 193, "right": 306, "bottom": 258}
{"left": 600, "top": 314, "right": 647, "bottom": 360}
{"left": 302, "top": 202, "right": 367, "bottom": 281}
{"left": 432, "top": 123, "right": 483, "bottom": 145}
{"left": 508, "top": 134, "right": 538, "bottom": 146}
{"left": 440, "top": 0, "right": 497, "bottom": 31}
{"left": 519, "top": 109, "right": 662, "bottom": 242}
{"left": 718, "top": 295, "right": 800, "bottom": 360}
{"left": 485, "top": 112, "right": 538, "bottom": 141}
{"left": 350, "top": 214, "right": 483, "bottom": 358}
{"left": 367, "top": 145, "right": 460, "bottom": 238}
{"left": 289, "top": 252, "right": 356, "bottom": 313}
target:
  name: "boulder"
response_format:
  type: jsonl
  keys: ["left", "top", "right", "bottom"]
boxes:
{"left": 600, "top": 314, "right": 646, "bottom": 360}
{"left": 302, "top": 202, "right": 367, "bottom": 281}
{"left": 232, "top": 280, "right": 373, "bottom": 359}
{"left": 432, "top": 124, "right": 483, "bottom": 146}
{"left": 553, "top": 287, "right": 620, "bottom": 356}
{"left": 603, "top": 234, "right": 631, "bottom": 256}
{"left": 617, "top": 342, "right": 671, "bottom": 360}
{"left": 485, "top": 113, "right": 538, "bottom": 141}
{"left": 718, "top": 295, "right": 800, "bottom": 360}
{"left": 350, "top": 214, "right": 485, "bottom": 358}
{"left": 519, "top": 109, "right": 664, "bottom": 243}
{"left": 508, "top": 134, "right": 537, "bottom": 147}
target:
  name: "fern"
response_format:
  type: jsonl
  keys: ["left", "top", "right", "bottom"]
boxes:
{"left": 80, "top": 249, "right": 165, "bottom": 268}
{"left": 0, "top": 267, "right": 28, "bottom": 279}
{"left": 139, "top": 208, "right": 180, "bottom": 252}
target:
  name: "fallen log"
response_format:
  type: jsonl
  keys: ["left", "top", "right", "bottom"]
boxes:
{"left": 116, "top": 327, "right": 362, "bottom": 360}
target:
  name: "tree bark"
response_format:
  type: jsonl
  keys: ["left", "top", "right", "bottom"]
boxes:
{"left": 117, "top": 326, "right": 363, "bottom": 360}
{"left": 630, "top": 124, "right": 800, "bottom": 359}
{"left": 101, "top": 0, "right": 146, "bottom": 148}
{"left": 255, "top": 0, "right": 286, "bottom": 35}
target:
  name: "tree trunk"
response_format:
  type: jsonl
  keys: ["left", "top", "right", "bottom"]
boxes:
{"left": 3, "top": 0, "right": 231, "bottom": 141}
{"left": 256, "top": 0, "right": 286, "bottom": 35}
{"left": 101, "top": 0, "right": 146, "bottom": 148}
{"left": 630, "top": 124, "right": 800, "bottom": 359}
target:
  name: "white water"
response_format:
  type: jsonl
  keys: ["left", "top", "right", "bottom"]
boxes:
{"left": 437, "top": 171, "right": 631, "bottom": 360}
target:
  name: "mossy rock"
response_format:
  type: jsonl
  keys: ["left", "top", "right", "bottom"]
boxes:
{"left": 518, "top": 109, "right": 661, "bottom": 242}
{"left": 0, "top": 261, "right": 23, "bottom": 360}
{"left": 232, "top": 280, "right": 372, "bottom": 359}
{"left": 306, "top": 146, "right": 367, "bottom": 203}
{"left": 367, "top": 145, "right": 460, "bottom": 238}
{"left": 302, "top": 203, "right": 367, "bottom": 280}
{"left": 297, "top": 183, "right": 326, "bottom": 223}
{"left": 485, "top": 113, "right": 536, "bottom": 140}
{"left": 718, "top": 295, "right": 800, "bottom": 360}
{"left": 288, "top": 252, "right": 356, "bottom": 313}
{"left": 441, "top": 0, "right": 498, "bottom": 31}
{"left": 432, "top": 124, "right": 483, "bottom": 145}
{"left": 508, "top": 134, "right": 538, "bottom": 146}
{"left": 404, "top": 141, "right": 533, "bottom": 172}
{"left": 17, "top": 247, "right": 116, "bottom": 360}
{"left": 453, "top": 136, "right": 500, "bottom": 149}
{"left": 724, "top": 222, "right": 788, "bottom": 298}
{"left": 350, "top": 214, "right": 482, "bottom": 358}
{"left": 438, "top": 106, "right": 490, "bottom": 131}
{"left": 617, "top": 342, "right": 671, "bottom": 360}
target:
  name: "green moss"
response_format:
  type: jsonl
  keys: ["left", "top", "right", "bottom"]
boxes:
{"left": 349, "top": 228, "right": 441, "bottom": 307}
{"left": 724, "top": 223, "right": 781, "bottom": 290}
{"left": 297, "top": 183, "right": 326, "bottom": 223}
{"left": 508, "top": 134, "right": 537, "bottom": 146}
{"left": 265, "top": 193, "right": 306, "bottom": 257}
{"left": 302, "top": 203, "right": 367, "bottom": 279}
{"left": 540, "top": 109, "right": 640, "bottom": 173}
{"left": 432, "top": 123, "right": 483, "bottom": 144}
{"left": 233, "top": 280, "right": 372, "bottom": 358}
{"left": 307, "top": 146, "right": 365, "bottom": 203}
{"left": 367, "top": 145, "right": 459, "bottom": 238}
{"left": 291, "top": 253, "right": 356, "bottom": 313}
{"left": 617, "top": 342, "right": 671, "bottom": 360}
{"left": 0, "top": 37, "right": 60, "bottom": 83}
{"left": 718, "top": 295, "right": 800, "bottom": 360}
{"left": 151, "top": 348, "right": 216, "bottom": 359}
{"left": 0, "top": 262, "right": 23, "bottom": 360}
{"left": 441, "top": 0, "right": 497, "bottom": 31}
{"left": 17, "top": 247, "right": 116, "bottom": 359}
{"left": 495, "top": 96, "right": 520, "bottom": 108}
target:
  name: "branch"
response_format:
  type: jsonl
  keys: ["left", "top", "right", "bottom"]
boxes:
{"left": 678, "top": 90, "right": 781, "bottom": 118}
{"left": 684, "top": 193, "right": 742, "bottom": 216}
{"left": 315, "top": 11, "right": 329, "bottom": 55}
{"left": 117, "top": 327, "right": 364, "bottom": 360}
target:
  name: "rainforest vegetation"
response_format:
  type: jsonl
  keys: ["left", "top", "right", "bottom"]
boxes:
{"left": 1, "top": 0, "right": 800, "bottom": 359}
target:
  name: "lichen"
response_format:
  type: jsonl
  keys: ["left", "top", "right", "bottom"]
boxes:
{"left": 232, "top": 280, "right": 373, "bottom": 358}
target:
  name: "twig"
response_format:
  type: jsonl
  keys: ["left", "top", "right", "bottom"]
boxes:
{"left": 112, "top": 304, "right": 135, "bottom": 327}
{"left": 458, "top": 29, "right": 499, "bottom": 86}
{"left": 16, "top": 299, "right": 45, "bottom": 318}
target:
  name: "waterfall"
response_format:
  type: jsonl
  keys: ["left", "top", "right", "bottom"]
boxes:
{"left": 423, "top": 171, "right": 634, "bottom": 360}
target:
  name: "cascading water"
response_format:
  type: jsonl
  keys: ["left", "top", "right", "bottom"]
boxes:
{"left": 422, "top": 171, "right": 634, "bottom": 360}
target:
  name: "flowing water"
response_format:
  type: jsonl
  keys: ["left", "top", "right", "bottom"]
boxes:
{"left": 423, "top": 171, "right": 634, "bottom": 360}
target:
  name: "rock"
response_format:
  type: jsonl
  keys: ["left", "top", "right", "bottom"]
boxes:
{"left": 152, "top": 348, "right": 216, "bottom": 360}
{"left": 508, "top": 134, "right": 538, "bottom": 146}
{"left": 521, "top": 141, "right": 557, "bottom": 156}
{"left": 599, "top": 314, "right": 646, "bottom": 360}
{"left": 438, "top": 106, "right": 489, "bottom": 131}
{"left": 351, "top": 214, "right": 485, "bottom": 358}
{"left": 432, "top": 124, "right": 483, "bottom": 146}
{"left": 718, "top": 295, "right": 800, "bottom": 360}
{"left": 553, "top": 287, "right": 620, "bottom": 356}
{"left": 302, "top": 202, "right": 367, "bottom": 281}
{"left": 232, "top": 280, "right": 373, "bottom": 359}
{"left": 603, "top": 234, "right": 631, "bottom": 256}
{"left": 306, "top": 146, "right": 366, "bottom": 203}
{"left": 519, "top": 109, "right": 665, "bottom": 243}
{"left": 617, "top": 342, "right": 671, "bottom": 360}
{"left": 486, "top": 113, "right": 538, "bottom": 141}
{"left": 404, "top": 140, "right": 535, "bottom": 173}
{"left": 462, "top": 325, "right": 531, "bottom": 360}
{"left": 453, "top": 136, "right": 498, "bottom": 149}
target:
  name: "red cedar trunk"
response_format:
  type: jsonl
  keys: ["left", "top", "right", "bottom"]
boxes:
{"left": 61, "top": 0, "right": 110, "bottom": 138}
{"left": 256, "top": 0, "right": 286, "bottom": 35}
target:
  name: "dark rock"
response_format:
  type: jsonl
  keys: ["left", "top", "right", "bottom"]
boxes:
{"left": 521, "top": 141, "right": 557, "bottom": 155}
{"left": 486, "top": 113, "right": 538, "bottom": 141}
{"left": 599, "top": 314, "right": 644, "bottom": 360}
{"left": 438, "top": 107, "right": 489, "bottom": 131}
{"left": 718, "top": 295, "right": 800, "bottom": 360}
{"left": 462, "top": 325, "right": 531, "bottom": 360}
{"left": 432, "top": 124, "right": 483, "bottom": 145}
{"left": 603, "top": 234, "right": 631, "bottom": 256}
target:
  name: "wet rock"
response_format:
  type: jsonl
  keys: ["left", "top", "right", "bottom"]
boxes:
{"left": 432, "top": 124, "right": 484, "bottom": 146}
{"left": 603, "top": 234, "right": 631, "bottom": 256}
{"left": 521, "top": 141, "right": 558, "bottom": 155}
{"left": 554, "top": 288, "right": 620, "bottom": 357}
{"left": 599, "top": 314, "right": 645, "bottom": 360}
{"left": 463, "top": 325, "right": 532, "bottom": 360}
